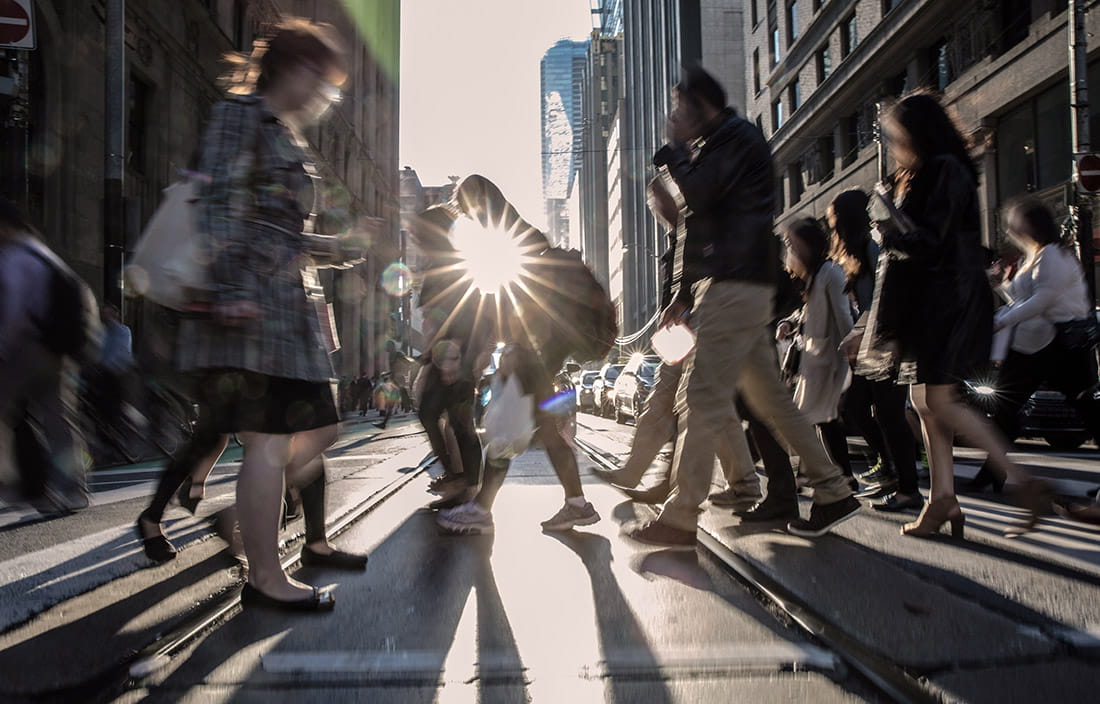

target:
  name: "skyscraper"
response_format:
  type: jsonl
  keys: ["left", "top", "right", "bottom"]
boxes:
{"left": 540, "top": 38, "right": 588, "bottom": 246}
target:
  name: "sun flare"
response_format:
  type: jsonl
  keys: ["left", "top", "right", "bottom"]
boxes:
{"left": 451, "top": 217, "right": 526, "bottom": 295}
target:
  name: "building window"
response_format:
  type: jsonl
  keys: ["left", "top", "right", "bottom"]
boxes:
{"left": 128, "top": 73, "right": 151, "bottom": 174}
{"left": 787, "top": 1, "right": 799, "bottom": 43}
{"left": 776, "top": 175, "right": 786, "bottom": 212}
{"left": 882, "top": 0, "right": 902, "bottom": 13}
{"left": 756, "top": 114, "right": 765, "bottom": 134}
{"left": 789, "top": 79, "right": 801, "bottom": 113}
{"left": 999, "top": 0, "right": 1031, "bottom": 54}
{"left": 752, "top": 0, "right": 759, "bottom": 27}
{"left": 788, "top": 163, "right": 804, "bottom": 204}
{"left": 771, "top": 25, "right": 781, "bottom": 67}
{"left": 997, "top": 84, "right": 1072, "bottom": 200}
{"left": 840, "top": 12, "right": 858, "bottom": 58}
{"left": 773, "top": 98, "right": 784, "bottom": 131}
{"left": 816, "top": 45, "right": 831, "bottom": 83}
{"left": 813, "top": 0, "right": 823, "bottom": 11}
{"left": 930, "top": 39, "right": 951, "bottom": 91}
{"left": 818, "top": 135, "right": 836, "bottom": 182}
{"left": 232, "top": 0, "right": 248, "bottom": 50}
{"left": 753, "top": 49, "right": 762, "bottom": 94}
{"left": 842, "top": 113, "right": 860, "bottom": 167}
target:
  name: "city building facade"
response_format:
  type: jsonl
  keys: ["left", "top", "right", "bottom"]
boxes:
{"left": 540, "top": 38, "right": 588, "bottom": 247}
{"left": 746, "top": 0, "right": 1097, "bottom": 294}
{"left": 0, "top": 0, "right": 401, "bottom": 378}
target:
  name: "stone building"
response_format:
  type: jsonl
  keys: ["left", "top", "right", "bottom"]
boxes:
{"left": 745, "top": 0, "right": 1098, "bottom": 293}
{"left": 0, "top": 0, "right": 401, "bottom": 378}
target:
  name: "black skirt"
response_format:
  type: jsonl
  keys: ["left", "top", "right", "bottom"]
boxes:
{"left": 195, "top": 369, "right": 338, "bottom": 435}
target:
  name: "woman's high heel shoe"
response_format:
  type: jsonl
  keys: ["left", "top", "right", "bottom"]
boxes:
{"left": 176, "top": 476, "right": 202, "bottom": 515}
{"left": 1005, "top": 479, "right": 1054, "bottom": 538}
{"left": 967, "top": 466, "right": 1005, "bottom": 494}
{"left": 901, "top": 497, "right": 965, "bottom": 539}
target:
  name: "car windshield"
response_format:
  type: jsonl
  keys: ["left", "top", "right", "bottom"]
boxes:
{"left": 605, "top": 366, "right": 623, "bottom": 382}
{"left": 582, "top": 372, "right": 598, "bottom": 386}
{"left": 638, "top": 361, "right": 659, "bottom": 381}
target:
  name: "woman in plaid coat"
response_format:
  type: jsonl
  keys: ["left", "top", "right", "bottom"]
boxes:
{"left": 175, "top": 19, "right": 369, "bottom": 611}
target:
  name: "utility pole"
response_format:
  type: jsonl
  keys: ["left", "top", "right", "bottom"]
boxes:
{"left": 104, "top": 0, "right": 126, "bottom": 313}
{"left": 1070, "top": 0, "right": 1097, "bottom": 305}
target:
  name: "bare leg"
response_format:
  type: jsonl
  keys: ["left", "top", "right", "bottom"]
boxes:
{"left": 237, "top": 431, "right": 311, "bottom": 599}
{"left": 285, "top": 424, "right": 338, "bottom": 553}
{"left": 909, "top": 385, "right": 956, "bottom": 503}
{"left": 187, "top": 434, "right": 231, "bottom": 500}
{"left": 921, "top": 384, "right": 1028, "bottom": 485}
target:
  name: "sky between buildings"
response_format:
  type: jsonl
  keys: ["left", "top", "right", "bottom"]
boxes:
{"left": 399, "top": 0, "right": 593, "bottom": 231}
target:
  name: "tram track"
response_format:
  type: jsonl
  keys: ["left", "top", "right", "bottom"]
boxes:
{"left": 574, "top": 435, "right": 941, "bottom": 704}
{"left": 80, "top": 428, "right": 439, "bottom": 697}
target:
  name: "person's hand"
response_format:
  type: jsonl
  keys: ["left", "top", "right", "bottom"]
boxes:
{"left": 839, "top": 328, "right": 864, "bottom": 364}
{"left": 776, "top": 321, "right": 794, "bottom": 341}
{"left": 215, "top": 300, "right": 261, "bottom": 326}
{"left": 660, "top": 300, "right": 690, "bottom": 329}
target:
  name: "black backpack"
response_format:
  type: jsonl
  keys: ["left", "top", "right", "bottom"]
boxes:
{"left": 23, "top": 240, "right": 101, "bottom": 361}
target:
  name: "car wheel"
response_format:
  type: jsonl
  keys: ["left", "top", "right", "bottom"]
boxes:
{"left": 1043, "top": 433, "right": 1090, "bottom": 451}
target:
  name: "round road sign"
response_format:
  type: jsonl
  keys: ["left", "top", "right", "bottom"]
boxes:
{"left": 0, "top": 0, "right": 31, "bottom": 46}
{"left": 1078, "top": 154, "right": 1100, "bottom": 192}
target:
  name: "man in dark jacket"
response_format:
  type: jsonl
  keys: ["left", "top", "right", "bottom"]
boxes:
{"left": 624, "top": 66, "right": 858, "bottom": 548}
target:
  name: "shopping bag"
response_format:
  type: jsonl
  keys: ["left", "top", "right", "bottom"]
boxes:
{"left": 125, "top": 180, "right": 209, "bottom": 310}
{"left": 482, "top": 372, "right": 536, "bottom": 461}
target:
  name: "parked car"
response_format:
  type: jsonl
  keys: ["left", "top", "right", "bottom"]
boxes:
{"left": 593, "top": 363, "right": 624, "bottom": 417}
{"left": 963, "top": 380, "right": 1095, "bottom": 451}
{"left": 576, "top": 371, "right": 599, "bottom": 412}
{"left": 613, "top": 354, "right": 660, "bottom": 424}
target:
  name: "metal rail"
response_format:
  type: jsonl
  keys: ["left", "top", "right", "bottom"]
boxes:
{"left": 574, "top": 435, "right": 941, "bottom": 704}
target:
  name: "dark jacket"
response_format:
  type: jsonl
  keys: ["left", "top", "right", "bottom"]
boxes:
{"left": 654, "top": 108, "right": 777, "bottom": 303}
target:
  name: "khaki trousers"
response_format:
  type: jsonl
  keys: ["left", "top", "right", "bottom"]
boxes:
{"left": 620, "top": 362, "right": 759, "bottom": 491}
{"left": 658, "top": 280, "right": 851, "bottom": 531}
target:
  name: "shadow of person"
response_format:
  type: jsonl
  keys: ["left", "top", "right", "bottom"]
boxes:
{"left": 546, "top": 531, "right": 674, "bottom": 704}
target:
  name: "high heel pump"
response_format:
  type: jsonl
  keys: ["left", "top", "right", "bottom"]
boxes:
{"left": 176, "top": 476, "right": 202, "bottom": 515}
{"left": 901, "top": 497, "right": 965, "bottom": 539}
{"left": 1004, "top": 479, "right": 1054, "bottom": 538}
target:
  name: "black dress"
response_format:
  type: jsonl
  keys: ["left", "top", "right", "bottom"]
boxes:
{"left": 858, "top": 154, "right": 993, "bottom": 386}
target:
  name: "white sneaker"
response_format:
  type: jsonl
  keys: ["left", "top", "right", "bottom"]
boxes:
{"left": 540, "top": 500, "right": 600, "bottom": 531}
{"left": 437, "top": 501, "right": 494, "bottom": 535}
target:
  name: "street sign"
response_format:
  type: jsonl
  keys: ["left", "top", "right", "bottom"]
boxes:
{"left": 0, "top": 0, "right": 34, "bottom": 50}
{"left": 1077, "top": 153, "right": 1100, "bottom": 192}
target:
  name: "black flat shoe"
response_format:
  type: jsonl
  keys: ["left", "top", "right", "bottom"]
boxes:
{"left": 621, "top": 481, "right": 671, "bottom": 504}
{"left": 301, "top": 547, "right": 369, "bottom": 570}
{"left": 872, "top": 493, "right": 925, "bottom": 513}
{"left": 135, "top": 521, "right": 177, "bottom": 563}
{"left": 240, "top": 583, "right": 335, "bottom": 612}
{"left": 176, "top": 477, "right": 202, "bottom": 515}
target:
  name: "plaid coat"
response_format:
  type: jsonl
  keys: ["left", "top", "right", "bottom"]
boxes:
{"left": 176, "top": 94, "right": 337, "bottom": 382}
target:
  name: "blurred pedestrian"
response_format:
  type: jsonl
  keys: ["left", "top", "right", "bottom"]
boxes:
{"left": 970, "top": 197, "right": 1100, "bottom": 491}
{"left": 829, "top": 190, "right": 921, "bottom": 513}
{"left": 623, "top": 66, "right": 857, "bottom": 548}
{"left": 0, "top": 199, "right": 101, "bottom": 513}
{"left": 174, "top": 18, "right": 368, "bottom": 610}
{"left": 777, "top": 217, "right": 856, "bottom": 487}
{"left": 861, "top": 92, "right": 1050, "bottom": 538}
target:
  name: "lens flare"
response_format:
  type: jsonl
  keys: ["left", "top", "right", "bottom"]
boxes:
{"left": 381, "top": 262, "right": 411, "bottom": 296}
{"left": 451, "top": 217, "right": 525, "bottom": 295}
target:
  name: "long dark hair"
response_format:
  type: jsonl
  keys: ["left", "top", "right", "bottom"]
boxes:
{"left": 828, "top": 189, "right": 872, "bottom": 289}
{"left": 784, "top": 217, "right": 831, "bottom": 297}
{"left": 1004, "top": 196, "right": 1065, "bottom": 249}
{"left": 886, "top": 91, "right": 977, "bottom": 190}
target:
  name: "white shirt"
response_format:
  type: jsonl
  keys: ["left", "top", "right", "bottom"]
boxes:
{"left": 995, "top": 245, "right": 1090, "bottom": 355}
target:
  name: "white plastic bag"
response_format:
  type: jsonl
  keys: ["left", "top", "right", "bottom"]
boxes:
{"left": 482, "top": 372, "right": 536, "bottom": 461}
{"left": 651, "top": 324, "right": 696, "bottom": 365}
{"left": 125, "top": 180, "right": 208, "bottom": 309}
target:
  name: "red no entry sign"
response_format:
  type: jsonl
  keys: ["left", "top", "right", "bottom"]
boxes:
{"left": 0, "top": 0, "right": 34, "bottom": 50}
{"left": 1078, "top": 154, "right": 1100, "bottom": 193}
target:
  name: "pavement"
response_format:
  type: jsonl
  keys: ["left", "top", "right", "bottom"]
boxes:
{"left": 0, "top": 409, "right": 1098, "bottom": 702}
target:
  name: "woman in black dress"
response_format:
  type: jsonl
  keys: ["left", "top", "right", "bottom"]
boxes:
{"left": 861, "top": 93, "right": 1049, "bottom": 538}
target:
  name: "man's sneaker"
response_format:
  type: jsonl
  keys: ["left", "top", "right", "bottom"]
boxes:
{"left": 540, "top": 500, "right": 600, "bottom": 531}
{"left": 709, "top": 484, "right": 764, "bottom": 509}
{"left": 437, "top": 502, "right": 494, "bottom": 535}
{"left": 623, "top": 520, "right": 696, "bottom": 550}
{"left": 429, "top": 473, "right": 464, "bottom": 494}
{"left": 787, "top": 496, "right": 862, "bottom": 538}
{"left": 855, "top": 478, "right": 897, "bottom": 499}
{"left": 735, "top": 499, "right": 800, "bottom": 522}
